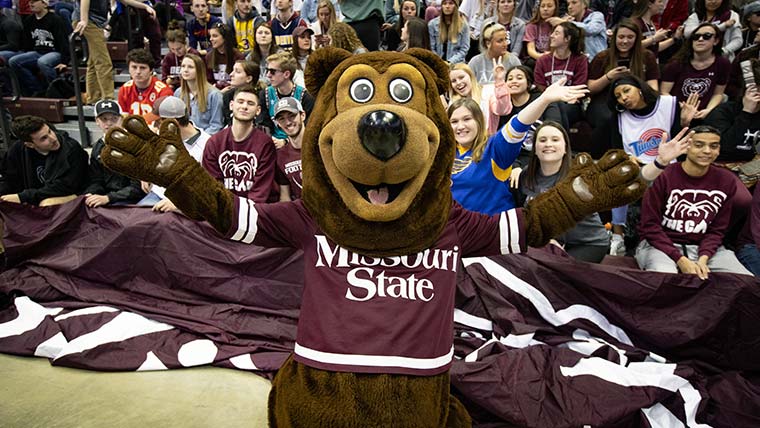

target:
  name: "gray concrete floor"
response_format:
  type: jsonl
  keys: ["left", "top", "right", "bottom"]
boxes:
{"left": 0, "top": 354, "right": 271, "bottom": 427}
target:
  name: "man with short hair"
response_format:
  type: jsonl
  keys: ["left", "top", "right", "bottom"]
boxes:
{"left": 6, "top": 0, "right": 70, "bottom": 96}
{"left": 635, "top": 125, "right": 754, "bottom": 278}
{"left": 273, "top": 97, "right": 304, "bottom": 201}
{"left": 186, "top": 0, "right": 221, "bottom": 56}
{"left": 118, "top": 48, "right": 174, "bottom": 118}
{"left": 258, "top": 51, "right": 314, "bottom": 145}
{"left": 203, "top": 85, "right": 278, "bottom": 202}
{"left": 83, "top": 100, "right": 145, "bottom": 207}
{"left": 138, "top": 96, "right": 211, "bottom": 212}
{"left": 270, "top": 0, "right": 307, "bottom": 51}
{"left": 0, "top": 115, "right": 88, "bottom": 205}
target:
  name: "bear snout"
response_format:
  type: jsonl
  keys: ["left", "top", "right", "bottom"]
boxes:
{"left": 358, "top": 110, "right": 406, "bottom": 161}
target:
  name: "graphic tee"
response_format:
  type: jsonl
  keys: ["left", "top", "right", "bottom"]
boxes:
{"left": 226, "top": 199, "right": 526, "bottom": 375}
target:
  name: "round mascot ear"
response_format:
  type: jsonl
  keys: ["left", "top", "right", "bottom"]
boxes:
{"left": 305, "top": 47, "right": 353, "bottom": 97}
{"left": 403, "top": 48, "right": 451, "bottom": 95}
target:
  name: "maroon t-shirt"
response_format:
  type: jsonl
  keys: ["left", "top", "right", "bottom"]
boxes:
{"left": 661, "top": 56, "right": 731, "bottom": 110}
{"left": 202, "top": 127, "right": 279, "bottom": 202}
{"left": 225, "top": 198, "right": 526, "bottom": 376}
{"left": 275, "top": 143, "right": 303, "bottom": 200}
{"left": 635, "top": 17, "right": 660, "bottom": 57}
{"left": 638, "top": 163, "right": 737, "bottom": 262}
{"left": 534, "top": 53, "right": 589, "bottom": 88}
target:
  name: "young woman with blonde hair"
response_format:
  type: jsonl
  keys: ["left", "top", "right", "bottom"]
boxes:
{"left": 176, "top": 53, "right": 224, "bottom": 134}
{"left": 428, "top": 0, "right": 470, "bottom": 63}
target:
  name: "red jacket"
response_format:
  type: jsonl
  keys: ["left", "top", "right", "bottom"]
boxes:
{"left": 654, "top": 0, "right": 689, "bottom": 31}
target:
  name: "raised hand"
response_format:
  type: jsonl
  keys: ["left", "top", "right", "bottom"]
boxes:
{"left": 541, "top": 77, "right": 589, "bottom": 104}
{"left": 657, "top": 128, "right": 693, "bottom": 164}
{"left": 493, "top": 56, "right": 506, "bottom": 85}
{"left": 103, "top": 115, "right": 235, "bottom": 235}
{"left": 679, "top": 92, "right": 699, "bottom": 126}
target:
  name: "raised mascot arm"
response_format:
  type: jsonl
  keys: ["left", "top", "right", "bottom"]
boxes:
{"left": 101, "top": 116, "right": 234, "bottom": 235}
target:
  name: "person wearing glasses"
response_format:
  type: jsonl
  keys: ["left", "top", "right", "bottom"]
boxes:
{"left": 257, "top": 51, "right": 315, "bottom": 148}
{"left": 660, "top": 22, "right": 730, "bottom": 122}
{"left": 684, "top": 0, "right": 742, "bottom": 61}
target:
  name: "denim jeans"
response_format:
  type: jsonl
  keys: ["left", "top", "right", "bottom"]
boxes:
{"left": 736, "top": 243, "right": 760, "bottom": 277}
{"left": 8, "top": 51, "right": 62, "bottom": 95}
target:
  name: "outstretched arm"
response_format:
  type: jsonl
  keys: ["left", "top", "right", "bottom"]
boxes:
{"left": 521, "top": 150, "right": 646, "bottom": 247}
{"left": 102, "top": 116, "right": 235, "bottom": 235}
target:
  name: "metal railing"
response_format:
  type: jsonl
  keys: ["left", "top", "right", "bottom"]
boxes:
{"left": 69, "top": 33, "right": 90, "bottom": 148}
{"left": 0, "top": 62, "right": 20, "bottom": 154}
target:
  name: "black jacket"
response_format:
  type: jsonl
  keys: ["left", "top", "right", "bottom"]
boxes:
{"left": 0, "top": 131, "right": 88, "bottom": 205}
{"left": 705, "top": 101, "right": 760, "bottom": 162}
{"left": 83, "top": 137, "right": 145, "bottom": 204}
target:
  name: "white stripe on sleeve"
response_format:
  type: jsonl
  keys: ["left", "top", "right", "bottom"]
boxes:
{"left": 499, "top": 209, "right": 520, "bottom": 254}
{"left": 229, "top": 197, "right": 258, "bottom": 244}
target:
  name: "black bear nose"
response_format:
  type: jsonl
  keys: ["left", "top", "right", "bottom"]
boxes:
{"left": 358, "top": 110, "right": 406, "bottom": 161}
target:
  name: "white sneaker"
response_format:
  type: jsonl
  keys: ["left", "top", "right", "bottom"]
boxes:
{"left": 609, "top": 234, "right": 626, "bottom": 256}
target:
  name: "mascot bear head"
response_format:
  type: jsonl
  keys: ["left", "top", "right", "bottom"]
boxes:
{"left": 301, "top": 48, "right": 453, "bottom": 257}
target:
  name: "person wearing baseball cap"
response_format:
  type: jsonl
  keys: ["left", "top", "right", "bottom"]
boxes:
{"left": 273, "top": 97, "right": 305, "bottom": 201}
{"left": 138, "top": 96, "right": 211, "bottom": 212}
{"left": 83, "top": 100, "right": 146, "bottom": 207}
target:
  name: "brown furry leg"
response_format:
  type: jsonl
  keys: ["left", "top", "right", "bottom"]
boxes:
{"left": 268, "top": 356, "right": 471, "bottom": 428}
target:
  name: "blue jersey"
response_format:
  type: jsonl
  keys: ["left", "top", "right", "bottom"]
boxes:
{"left": 451, "top": 116, "right": 528, "bottom": 215}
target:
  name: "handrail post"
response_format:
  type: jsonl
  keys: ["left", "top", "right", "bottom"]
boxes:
{"left": 69, "top": 33, "right": 90, "bottom": 148}
{"left": 0, "top": 63, "right": 20, "bottom": 154}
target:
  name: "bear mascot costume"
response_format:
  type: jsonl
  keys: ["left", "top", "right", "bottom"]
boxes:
{"left": 101, "top": 48, "right": 645, "bottom": 427}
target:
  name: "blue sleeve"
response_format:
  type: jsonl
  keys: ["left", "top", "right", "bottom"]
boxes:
{"left": 449, "top": 24, "right": 470, "bottom": 64}
{"left": 205, "top": 90, "right": 225, "bottom": 134}
{"left": 487, "top": 119, "right": 524, "bottom": 170}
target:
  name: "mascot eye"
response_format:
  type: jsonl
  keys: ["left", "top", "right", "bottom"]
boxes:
{"left": 350, "top": 79, "right": 375, "bottom": 103}
{"left": 389, "top": 79, "right": 413, "bottom": 103}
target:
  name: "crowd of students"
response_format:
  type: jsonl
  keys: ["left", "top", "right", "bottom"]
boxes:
{"left": 0, "top": 0, "right": 759, "bottom": 279}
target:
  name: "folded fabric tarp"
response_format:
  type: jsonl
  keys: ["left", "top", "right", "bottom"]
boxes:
{"left": 1, "top": 199, "right": 759, "bottom": 427}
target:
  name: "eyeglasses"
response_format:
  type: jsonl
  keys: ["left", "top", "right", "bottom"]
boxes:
{"left": 691, "top": 32, "right": 715, "bottom": 41}
{"left": 266, "top": 68, "right": 283, "bottom": 75}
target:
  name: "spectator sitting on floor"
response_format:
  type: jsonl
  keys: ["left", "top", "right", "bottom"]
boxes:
{"left": 202, "top": 85, "right": 279, "bottom": 202}
{"left": 0, "top": 0, "right": 69, "bottom": 97}
{"left": 0, "top": 115, "right": 87, "bottom": 206}
{"left": 516, "top": 121, "right": 611, "bottom": 262}
{"left": 137, "top": 96, "right": 211, "bottom": 212}
{"left": 83, "top": 100, "right": 145, "bottom": 207}
{"left": 635, "top": 125, "right": 754, "bottom": 278}
{"left": 118, "top": 48, "right": 174, "bottom": 119}
{"left": 273, "top": 97, "right": 305, "bottom": 201}
{"left": 175, "top": 54, "right": 225, "bottom": 134}
{"left": 258, "top": 51, "right": 315, "bottom": 146}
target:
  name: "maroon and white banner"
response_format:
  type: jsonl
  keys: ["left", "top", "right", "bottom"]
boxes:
{"left": 1, "top": 199, "right": 759, "bottom": 427}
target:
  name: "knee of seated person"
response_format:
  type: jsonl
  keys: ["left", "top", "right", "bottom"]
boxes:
{"left": 39, "top": 195, "right": 78, "bottom": 207}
